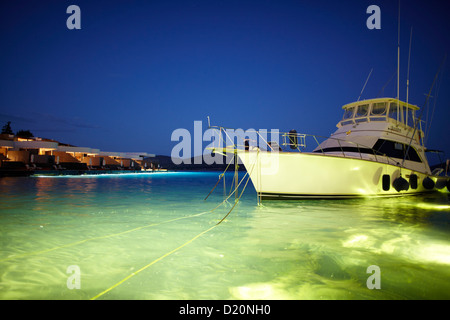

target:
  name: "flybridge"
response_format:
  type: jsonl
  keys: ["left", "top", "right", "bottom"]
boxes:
{"left": 338, "top": 98, "right": 422, "bottom": 131}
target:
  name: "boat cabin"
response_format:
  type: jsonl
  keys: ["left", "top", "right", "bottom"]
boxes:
{"left": 339, "top": 98, "right": 421, "bottom": 130}
{"left": 315, "top": 98, "right": 429, "bottom": 170}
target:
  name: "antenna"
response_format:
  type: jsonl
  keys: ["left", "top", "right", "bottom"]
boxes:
{"left": 402, "top": 55, "right": 446, "bottom": 166}
{"left": 406, "top": 27, "right": 413, "bottom": 106}
{"left": 377, "top": 70, "right": 396, "bottom": 97}
{"left": 424, "top": 54, "right": 447, "bottom": 142}
{"left": 357, "top": 68, "right": 373, "bottom": 101}
{"left": 397, "top": 0, "right": 401, "bottom": 101}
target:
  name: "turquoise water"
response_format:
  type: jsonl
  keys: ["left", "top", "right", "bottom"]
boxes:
{"left": 0, "top": 171, "right": 449, "bottom": 300}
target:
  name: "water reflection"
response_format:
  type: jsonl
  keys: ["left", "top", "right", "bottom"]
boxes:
{"left": 226, "top": 193, "right": 450, "bottom": 299}
{"left": 0, "top": 174, "right": 449, "bottom": 300}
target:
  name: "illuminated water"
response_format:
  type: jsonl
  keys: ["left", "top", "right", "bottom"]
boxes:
{"left": 0, "top": 171, "right": 449, "bottom": 300}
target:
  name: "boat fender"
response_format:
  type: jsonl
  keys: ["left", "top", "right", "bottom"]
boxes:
{"left": 393, "top": 175, "right": 409, "bottom": 192}
{"left": 382, "top": 174, "right": 390, "bottom": 191}
{"left": 289, "top": 129, "right": 298, "bottom": 149}
{"left": 435, "top": 178, "right": 446, "bottom": 190}
{"left": 422, "top": 176, "right": 435, "bottom": 190}
{"left": 244, "top": 139, "right": 250, "bottom": 151}
{"left": 409, "top": 174, "right": 418, "bottom": 190}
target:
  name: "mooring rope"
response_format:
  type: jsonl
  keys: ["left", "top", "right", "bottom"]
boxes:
{"left": 1, "top": 149, "right": 257, "bottom": 300}
{"left": 1, "top": 164, "right": 252, "bottom": 264}
{"left": 204, "top": 155, "right": 234, "bottom": 201}
{"left": 216, "top": 171, "right": 253, "bottom": 225}
{"left": 0, "top": 211, "right": 211, "bottom": 263}
{"left": 90, "top": 223, "right": 218, "bottom": 300}
{"left": 91, "top": 162, "right": 256, "bottom": 300}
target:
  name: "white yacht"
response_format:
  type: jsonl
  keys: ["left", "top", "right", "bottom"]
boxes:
{"left": 215, "top": 97, "right": 449, "bottom": 199}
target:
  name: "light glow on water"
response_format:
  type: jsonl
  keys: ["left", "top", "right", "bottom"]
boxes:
{"left": 416, "top": 203, "right": 450, "bottom": 211}
{"left": 0, "top": 172, "right": 449, "bottom": 300}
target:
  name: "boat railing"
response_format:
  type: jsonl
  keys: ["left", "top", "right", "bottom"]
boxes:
{"left": 279, "top": 131, "right": 401, "bottom": 166}
{"left": 209, "top": 126, "right": 415, "bottom": 168}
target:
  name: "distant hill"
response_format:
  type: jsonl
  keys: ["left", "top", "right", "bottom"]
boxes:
{"left": 151, "top": 154, "right": 246, "bottom": 171}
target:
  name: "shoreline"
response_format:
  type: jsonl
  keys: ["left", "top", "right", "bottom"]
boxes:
{"left": 0, "top": 168, "right": 169, "bottom": 178}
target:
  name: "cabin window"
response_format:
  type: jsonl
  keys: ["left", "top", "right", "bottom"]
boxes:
{"left": 389, "top": 102, "right": 399, "bottom": 121}
{"left": 371, "top": 102, "right": 387, "bottom": 115}
{"left": 314, "top": 138, "right": 422, "bottom": 163}
{"left": 394, "top": 142, "right": 403, "bottom": 151}
{"left": 343, "top": 107, "right": 355, "bottom": 120}
{"left": 372, "top": 139, "right": 422, "bottom": 163}
{"left": 355, "top": 104, "right": 369, "bottom": 117}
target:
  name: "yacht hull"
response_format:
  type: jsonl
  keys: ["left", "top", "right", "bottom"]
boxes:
{"left": 237, "top": 150, "right": 443, "bottom": 199}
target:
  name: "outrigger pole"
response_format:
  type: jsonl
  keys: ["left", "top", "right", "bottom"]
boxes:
{"left": 397, "top": 0, "right": 401, "bottom": 103}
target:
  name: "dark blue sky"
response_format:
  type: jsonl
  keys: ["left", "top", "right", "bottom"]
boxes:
{"left": 1, "top": 0, "right": 449, "bottom": 158}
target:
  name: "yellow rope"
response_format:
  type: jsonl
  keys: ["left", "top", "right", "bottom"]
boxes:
{"left": 204, "top": 156, "right": 234, "bottom": 201}
{"left": 1, "top": 169, "right": 251, "bottom": 263}
{"left": 90, "top": 224, "right": 218, "bottom": 300}
{"left": 216, "top": 172, "right": 253, "bottom": 225}
{"left": 0, "top": 211, "right": 210, "bottom": 262}
{"left": 91, "top": 161, "right": 256, "bottom": 299}
{"left": 2, "top": 151, "right": 256, "bottom": 299}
